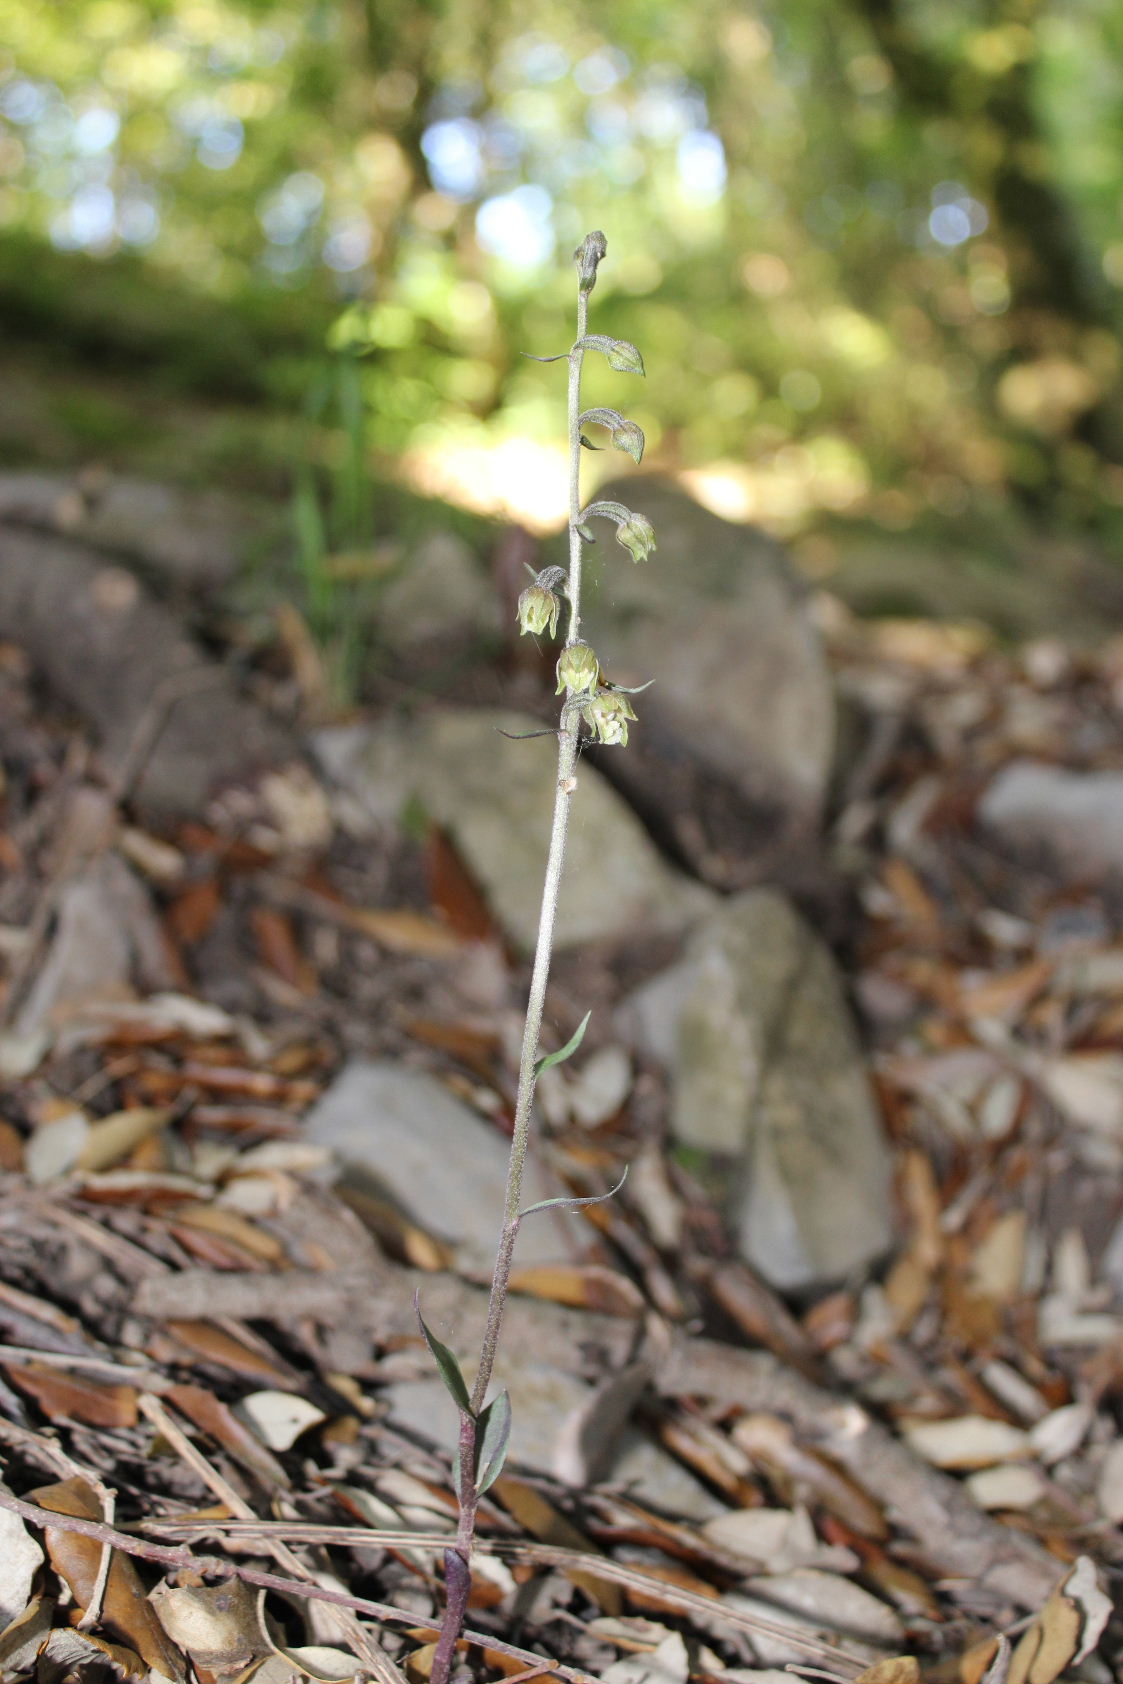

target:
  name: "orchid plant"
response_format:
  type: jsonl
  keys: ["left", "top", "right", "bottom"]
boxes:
{"left": 418, "top": 230, "right": 655, "bottom": 1684}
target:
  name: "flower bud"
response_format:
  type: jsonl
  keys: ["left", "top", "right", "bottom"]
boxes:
{"left": 555, "top": 641, "right": 600, "bottom": 696}
{"left": 517, "top": 582, "right": 561, "bottom": 639}
{"left": 573, "top": 230, "right": 607, "bottom": 294}
{"left": 582, "top": 689, "right": 637, "bottom": 747}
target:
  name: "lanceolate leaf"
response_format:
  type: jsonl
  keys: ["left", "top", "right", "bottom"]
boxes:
{"left": 474, "top": 1391, "right": 513, "bottom": 1493}
{"left": 520, "top": 1165, "right": 629, "bottom": 1220}
{"left": 534, "top": 1010, "right": 591, "bottom": 1079}
{"left": 574, "top": 335, "right": 645, "bottom": 376}
{"left": 577, "top": 408, "right": 645, "bottom": 464}
{"left": 414, "top": 1293, "right": 471, "bottom": 1413}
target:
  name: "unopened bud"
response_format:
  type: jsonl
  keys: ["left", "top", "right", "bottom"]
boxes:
{"left": 517, "top": 582, "right": 561, "bottom": 639}
{"left": 583, "top": 689, "right": 637, "bottom": 746}
{"left": 556, "top": 640, "right": 600, "bottom": 696}
{"left": 573, "top": 230, "right": 607, "bottom": 294}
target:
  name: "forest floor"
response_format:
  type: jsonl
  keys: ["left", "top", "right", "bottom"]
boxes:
{"left": 0, "top": 582, "right": 1121, "bottom": 1684}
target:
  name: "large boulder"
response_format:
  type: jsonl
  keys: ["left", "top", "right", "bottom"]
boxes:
{"left": 620, "top": 888, "right": 893, "bottom": 1292}
{"left": 313, "top": 706, "right": 712, "bottom": 951}
{"left": 302, "top": 1061, "right": 579, "bottom": 1274}
{"left": 574, "top": 478, "right": 835, "bottom": 873}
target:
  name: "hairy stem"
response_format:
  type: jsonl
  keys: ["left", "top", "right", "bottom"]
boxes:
{"left": 430, "top": 274, "right": 591, "bottom": 1684}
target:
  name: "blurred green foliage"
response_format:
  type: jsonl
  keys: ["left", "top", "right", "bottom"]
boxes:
{"left": 0, "top": 0, "right": 1119, "bottom": 536}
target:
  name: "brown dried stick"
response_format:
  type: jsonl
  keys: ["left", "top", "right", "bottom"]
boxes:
{"left": 0, "top": 1490, "right": 590, "bottom": 1684}
{"left": 132, "top": 1261, "right": 1063, "bottom": 1609}
{"left": 137, "top": 1394, "right": 406, "bottom": 1684}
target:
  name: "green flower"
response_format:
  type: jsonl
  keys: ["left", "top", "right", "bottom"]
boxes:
{"left": 616, "top": 513, "right": 656, "bottom": 563}
{"left": 555, "top": 641, "right": 600, "bottom": 695}
{"left": 583, "top": 689, "right": 637, "bottom": 746}
{"left": 517, "top": 583, "right": 561, "bottom": 639}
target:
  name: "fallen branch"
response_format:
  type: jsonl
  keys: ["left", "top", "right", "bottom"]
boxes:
{"left": 0, "top": 1490, "right": 595, "bottom": 1684}
{"left": 131, "top": 1261, "right": 1063, "bottom": 1610}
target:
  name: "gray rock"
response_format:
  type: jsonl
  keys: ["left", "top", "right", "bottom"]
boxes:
{"left": 620, "top": 889, "right": 893, "bottom": 1292}
{"left": 376, "top": 529, "right": 498, "bottom": 649}
{"left": 313, "top": 707, "right": 712, "bottom": 951}
{"left": 979, "top": 760, "right": 1123, "bottom": 883}
{"left": 385, "top": 1356, "right": 721, "bottom": 1522}
{"left": 302, "top": 1060, "right": 578, "bottom": 1274}
{"left": 0, "top": 470, "right": 264, "bottom": 588}
{"left": 578, "top": 478, "right": 835, "bottom": 822}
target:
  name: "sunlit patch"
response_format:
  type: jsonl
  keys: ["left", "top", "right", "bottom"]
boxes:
{"left": 402, "top": 432, "right": 569, "bottom": 530}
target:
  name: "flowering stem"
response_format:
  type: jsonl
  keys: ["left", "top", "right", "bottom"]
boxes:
{"left": 428, "top": 256, "right": 595, "bottom": 1684}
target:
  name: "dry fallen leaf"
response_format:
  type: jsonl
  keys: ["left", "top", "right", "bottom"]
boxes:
{"left": 900, "top": 1414, "right": 1031, "bottom": 1470}
{"left": 3, "top": 1362, "right": 138, "bottom": 1429}
{"left": 701, "top": 1507, "right": 857, "bottom": 1575}
{"left": 150, "top": 1577, "right": 267, "bottom": 1677}
{"left": 601, "top": 1630, "right": 690, "bottom": 1684}
{"left": 165, "top": 1382, "right": 291, "bottom": 1489}
{"left": 506, "top": 1262, "right": 645, "bottom": 1316}
{"left": 1006, "top": 1555, "right": 1112, "bottom": 1684}
{"left": 731, "top": 1413, "right": 889, "bottom": 1538}
{"left": 0, "top": 1492, "right": 43, "bottom": 1624}
{"left": 0, "top": 1594, "right": 54, "bottom": 1677}
{"left": 854, "top": 1661, "right": 920, "bottom": 1684}
{"left": 78, "top": 1106, "right": 170, "bottom": 1172}
{"left": 964, "top": 1464, "right": 1044, "bottom": 1511}
{"left": 28, "top": 1476, "right": 186, "bottom": 1680}
{"left": 39, "top": 1624, "right": 147, "bottom": 1680}
{"left": 238, "top": 1388, "right": 327, "bottom": 1452}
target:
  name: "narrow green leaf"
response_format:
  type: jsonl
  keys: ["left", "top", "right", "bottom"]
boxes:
{"left": 522, "top": 352, "right": 570, "bottom": 363}
{"left": 579, "top": 435, "right": 602, "bottom": 451}
{"left": 414, "top": 1293, "right": 471, "bottom": 1413}
{"left": 520, "top": 1165, "right": 629, "bottom": 1220}
{"left": 534, "top": 1009, "right": 591, "bottom": 1080}
{"left": 575, "top": 522, "right": 596, "bottom": 543}
{"left": 474, "top": 1391, "right": 512, "bottom": 1494}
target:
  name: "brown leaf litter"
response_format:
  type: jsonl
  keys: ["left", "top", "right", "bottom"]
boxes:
{"left": 0, "top": 621, "right": 1121, "bottom": 1684}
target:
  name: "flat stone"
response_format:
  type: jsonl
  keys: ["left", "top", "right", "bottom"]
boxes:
{"left": 620, "top": 889, "right": 893, "bottom": 1292}
{"left": 979, "top": 760, "right": 1123, "bottom": 883}
{"left": 385, "top": 1357, "right": 721, "bottom": 1522}
{"left": 376, "top": 530, "right": 498, "bottom": 648}
{"left": 302, "top": 1060, "right": 578, "bottom": 1274}
{"left": 313, "top": 707, "right": 711, "bottom": 951}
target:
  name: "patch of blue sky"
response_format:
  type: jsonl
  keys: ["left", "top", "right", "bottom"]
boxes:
{"left": 677, "top": 130, "right": 726, "bottom": 201}
{"left": 476, "top": 183, "right": 554, "bottom": 266}
{"left": 422, "top": 118, "right": 485, "bottom": 199}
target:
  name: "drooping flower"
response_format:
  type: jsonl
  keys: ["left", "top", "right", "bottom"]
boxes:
{"left": 555, "top": 640, "right": 601, "bottom": 696}
{"left": 582, "top": 688, "right": 637, "bottom": 746}
{"left": 517, "top": 582, "right": 561, "bottom": 639}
